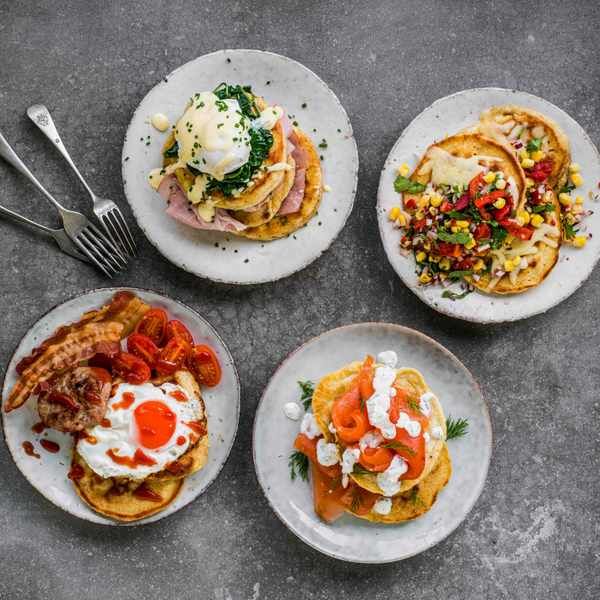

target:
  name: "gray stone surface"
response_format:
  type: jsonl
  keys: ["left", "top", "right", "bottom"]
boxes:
{"left": 0, "top": 0, "right": 599, "bottom": 598}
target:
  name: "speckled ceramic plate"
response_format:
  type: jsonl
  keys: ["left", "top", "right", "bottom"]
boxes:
{"left": 1, "top": 287, "right": 240, "bottom": 526}
{"left": 377, "top": 88, "right": 600, "bottom": 323}
{"left": 253, "top": 323, "right": 491, "bottom": 563}
{"left": 122, "top": 49, "right": 358, "bottom": 284}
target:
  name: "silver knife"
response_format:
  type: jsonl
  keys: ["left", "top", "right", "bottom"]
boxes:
{"left": 0, "top": 203, "right": 90, "bottom": 263}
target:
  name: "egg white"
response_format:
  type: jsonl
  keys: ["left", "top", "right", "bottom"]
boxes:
{"left": 77, "top": 382, "right": 202, "bottom": 480}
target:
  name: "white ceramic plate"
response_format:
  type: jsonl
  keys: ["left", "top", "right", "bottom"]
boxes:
{"left": 122, "top": 49, "right": 358, "bottom": 284}
{"left": 1, "top": 287, "right": 240, "bottom": 525}
{"left": 253, "top": 323, "right": 491, "bottom": 563}
{"left": 377, "top": 88, "right": 600, "bottom": 323}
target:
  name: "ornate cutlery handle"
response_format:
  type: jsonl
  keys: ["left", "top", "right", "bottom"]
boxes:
{"left": 27, "top": 104, "right": 94, "bottom": 199}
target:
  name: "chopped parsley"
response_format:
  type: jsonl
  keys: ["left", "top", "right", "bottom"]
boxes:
{"left": 531, "top": 203, "right": 554, "bottom": 214}
{"left": 447, "top": 269, "right": 473, "bottom": 280}
{"left": 437, "top": 230, "right": 471, "bottom": 245}
{"left": 563, "top": 219, "right": 578, "bottom": 240}
{"left": 526, "top": 138, "right": 543, "bottom": 153}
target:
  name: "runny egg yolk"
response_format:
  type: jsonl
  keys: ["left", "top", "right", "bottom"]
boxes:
{"left": 134, "top": 400, "right": 176, "bottom": 449}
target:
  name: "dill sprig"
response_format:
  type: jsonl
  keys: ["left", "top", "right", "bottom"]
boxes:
{"left": 409, "top": 487, "right": 426, "bottom": 508}
{"left": 288, "top": 451, "right": 309, "bottom": 482}
{"left": 298, "top": 380, "right": 315, "bottom": 411}
{"left": 407, "top": 397, "right": 421, "bottom": 414}
{"left": 445, "top": 416, "right": 469, "bottom": 440}
{"left": 382, "top": 440, "right": 416, "bottom": 456}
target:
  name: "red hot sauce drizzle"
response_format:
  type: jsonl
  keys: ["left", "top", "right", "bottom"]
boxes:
{"left": 112, "top": 391, "right": 135, "bottom": 410}
{"left": 133, "top": 484, "right": 162, "bottom": 502}
{"left": 169, "top": 390, "right": 188, "bottom": 402}
{"left": 40, "top": 439, "right": 60, "bottom": 453}
{"left": 22, "top": 441, "right": 40, "bottom": 459}
{"left": 106, "top": 448, "right": 157, "bottom": 468}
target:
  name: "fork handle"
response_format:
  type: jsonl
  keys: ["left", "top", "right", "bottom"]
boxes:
{"left": 27, "top": 104, "right": 94, "bottom": 199}
{"left": 0, "top": 128, "right": 65, "bottom": 212}
{"left": 0, "top": 203, "right": 53, "bottom": 234}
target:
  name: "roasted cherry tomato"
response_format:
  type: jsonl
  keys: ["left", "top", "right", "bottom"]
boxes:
{"left": 358, "top": 446, "right": 394, "bottom": 472}
{"left": 527, "top": 158, "right": 553, "bottom": 183}
{"left": 156, "top": 337, "right": 191, "bottom": 376}
{"left": 87, "top": 341, "right": 121, "bottom": 372}
{"left": 136, "top": 308, "right": 168, "bottom": 346}
{"left": 112, "top": 352, "right": 151, "bottom": 385}
{"left": 165, "top": 320, "right": 194, "bottom": 346}
{"left": 440, "top": 200, "right": 453, "bottom": 213}
{"left": 188, "top": 344, "right": 222, "bottom": 387}
{"left": 331, "top": 386, "right": 369, "bottom": 443}
{"left": 127, "top": 333, "right": 159, "bottom": 368}
{"left": 499, "top": 219, "right": 534, "bottom": 240}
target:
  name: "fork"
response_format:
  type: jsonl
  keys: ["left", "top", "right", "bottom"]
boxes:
{"left": 0, "top": 203, "right": 89, "bottom": 264}
{"left": 0, "top": 128, "right": 126, "bottom": 277}
{"left": 27, "top": 104, "right": 137, "bottom": 257}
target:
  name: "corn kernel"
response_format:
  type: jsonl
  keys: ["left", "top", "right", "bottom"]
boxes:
{"left": 429, "top": 254, "right": 441, "bottom": 263}
{"left": 530, "top": 214, "right": 544, "bottom": 228}
{"left": 573, "top": 235, "right": 587, "bottom": 248}
{"left": 451, "top": 226, "right": 460, "bottom": 233}
{"left": 503, "top": 260, "right": 514, "bottom": 272}
{"left": 493, "top": 198, "right": 506, "bottom": 209}
{"left": 428, "top": 206, "right": 438, "bottom": 216}
{"left": 429, "top": 194, "right": 442, "bottom": 208}
{"left": 521, "top": 158, "right": 535, "bottom": 168}
{"left": 519, "top": 149, "right": 530, "bottom": 161}
{"left": 483, "top": 172, "right": 496, "bottom": 184}
{"left": 571, "top": 173, "right": 584, "bottom": 187}
{"left": 566, "top": 213, "right": 576, "bottom": 225}
{"left": 569, "top": 163, "right": 581, "bottom": 173}
{"left": 506, "top": 234, "right": 515, "bottom": 245}
{"left": 416, "top": 251, "right": 427, "bottom": 262}
{"left": 419, "top": 271, "right": 432, "bottom": 284}
{"left": 398, "top": 163, "right": 410, "bottom": 177}
{"left": 575, "top": 195, "right": 584, "bottom": 205}
{"left": 511, "top": 255, "right": 521, "bottom": 266}
{"left": 396, "top": 213, "right": 407, "bottom": 226}
{"left": 559, "top": 193, "right": 572, "bottom": 207}
{"left": 439, "top": 257, "right": 451, "bottom": 271}
{"left": 464, "top": 238, "right": 476, "bottom": 250}
{"left": 516, "top": 210, "right": 530, "bottom": 226}
{"left": 417, "top": 196, "right": 430, "bottom": 209}
{"left": 455, "top": 220, "right": 469, "bottom": 228}
{"left": 423, "top": 240, "right": 431, "bottom": 251}
{"left": 415, "top": 210, "right": 425, "bottom": 220}
{"left": 389, "top": 206, "right": 401, "bottom": 221}
{"left": 473, "top": 259, "right": 485, "bottom": 272}
{"left": 495, "top": 178, "right": 507, "bottom": 190}
{"left": 525, "top": 177, "right": 535, "bottom": 189}
{"left": 531, "top": 150, "right": 545, "bottom": 162}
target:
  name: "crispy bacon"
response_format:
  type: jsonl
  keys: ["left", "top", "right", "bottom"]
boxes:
{"left": 5, "top": 292, "right": 151, "bottom": 412}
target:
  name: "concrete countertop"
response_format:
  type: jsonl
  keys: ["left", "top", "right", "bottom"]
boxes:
{"left": 0, "top": 1, "right": 598, "bottom": 598}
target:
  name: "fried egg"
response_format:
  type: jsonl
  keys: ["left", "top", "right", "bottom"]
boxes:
{"left": 77, "top": 382, "right": 203, "bottom": 480}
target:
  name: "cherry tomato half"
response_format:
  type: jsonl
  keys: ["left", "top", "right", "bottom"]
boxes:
{"left": 188, "top": 344, "right": 222, "bottom": 387}
{"left": 112, "top": 352, "right": 151, "bottom": 385}
{"left": 156, "top": 337, "right": 191, "bottom": 376}
{"left": 164, "top": 320, "right": 194, "bottom": 346}
{"left": 127, "top": 333, "right": 159, "bottom": 368}
{"left": 136, "top": 308, "right": 168, "bottom": 346}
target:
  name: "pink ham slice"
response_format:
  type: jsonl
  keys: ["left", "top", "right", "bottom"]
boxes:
{"left": 278, "top": 130, "right": 309, "bottom": 216}
{"left": 158, "top": 176, "right": 246, "bottom": 232}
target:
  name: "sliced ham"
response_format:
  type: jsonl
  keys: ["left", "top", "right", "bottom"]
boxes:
{"left": 158, "top": 176, "right": 246, "bottom": 232}
{"left": 278, "top": 131, "right": 309, "bottom": 215}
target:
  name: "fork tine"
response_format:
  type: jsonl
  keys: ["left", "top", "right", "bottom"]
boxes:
{"left": 107, "top": 208, "right": 136, "bottom": 256}
{"left": 87, "top": 222, "right": 127, "bottom": 267}
{"left": 102, "top": 210, "right": 135, "bottom": 257}
{"left": 84, "top": 226, "right": 124, "bottom": 271}
{"left": 73, "top": 234, "right": 113, "bottom": 277}
{"left": 98, "top": 212, "right": 127, "bottom": 257}
{"left": 78, "top": 230, "right": 119, "bottom": 275}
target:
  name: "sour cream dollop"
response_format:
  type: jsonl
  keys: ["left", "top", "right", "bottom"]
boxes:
{"left": 377, "top": 455, "right": 408, "bottom": 496}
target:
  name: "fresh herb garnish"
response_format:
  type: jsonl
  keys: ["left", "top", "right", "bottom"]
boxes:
{"left": 442, "top": 289, "right": 473, "bottom": 301}
{"left": 352, "top": 463, "right": 371, "bottom": 475}
{"left": 446, "top": 416, "right": 469, "bottom": 440}
{"left": 213, "top": 82, "right": 259, "bottom": 119}
{"left": 437, "top": 230, "right": 471, "bottom": 245}
{"left": 298, "top": 380, "right": 315, "bottom": 411}
{"left": 559, "top": 182, "right": 576, "bottom": 195}
{"left": 163, "top": 140, "right": 179, "bottom": 158}
{"left": 394, "top": 175, "right": 426, "bottom": 195}
{"left": 407, "top": 397, "right": 421, "bottom": 414}
{"left": 531, "top": 203, "right": 554, "bottom": 214}
{"left": 447, "top": 210, "right": 469, "bottom": 219}
{"left": 448, "top": 269, "right": 473, "bottom": 280}
{"left": 490, "top": 223, "right": 508, "bottom": 249}
{"left": 288, "top": 450, "right": 309, "bottom": 481}
{"left": 382, "top": 440, "right": 416, "bottom": 455}
{"left": 563, "top": 219, "right": 578, "bottom": 240}
{"left": 526, "top": 138, "right": 543, "bottom": 153}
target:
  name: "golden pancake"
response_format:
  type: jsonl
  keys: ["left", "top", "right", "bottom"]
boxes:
{"left": 311, "top": 361, "right": 446, "bottom": 495}
{"left": 238, "top": 129, "right": 323, "bottom": 240}
{"left": 230, "top": 154, "right": 296, "bottom": 227}
{"left": 477, "top": 105, "right": 570, "bottom": 189}
{"left": 349, "top": 444, "right": 452, "bottom": 523}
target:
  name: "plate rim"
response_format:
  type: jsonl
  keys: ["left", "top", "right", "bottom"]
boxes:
{"left": 376, "top": 86, "right": 600, "bottom": 324}
{"left": 252, "top": 321, "right": 492, "bottom": 563}
{"left": 122, "top": 48, "right": 359, "bottom": 285}
{"left": 0, "top": 286, "right": 241, "bottom": 526}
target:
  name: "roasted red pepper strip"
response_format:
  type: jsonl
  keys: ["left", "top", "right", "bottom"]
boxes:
{"left": 468, "top": 172, "right": 485, "bottom": 199}
{"left": 499, "top": 219, "right": 534, "bottom": 240}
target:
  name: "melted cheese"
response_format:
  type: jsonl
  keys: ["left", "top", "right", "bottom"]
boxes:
{"left": 148, "top": 161, "right": 186, "bottom": 190}
{"left": 421, "top": 147, "right": 503, "bottom": 187}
